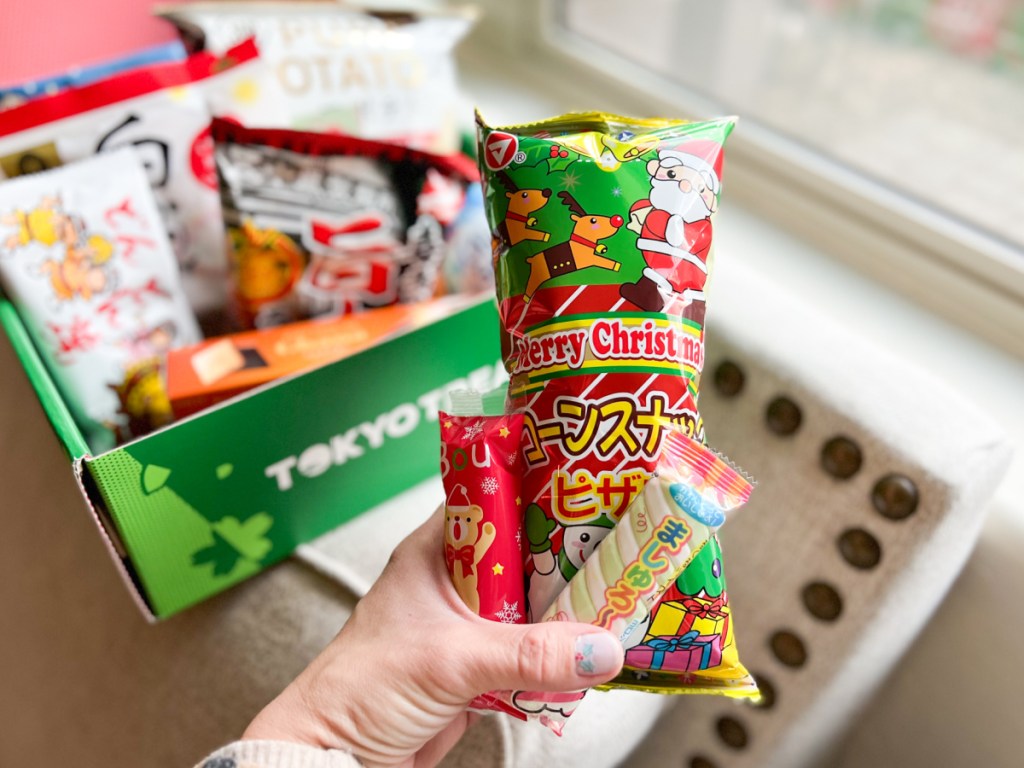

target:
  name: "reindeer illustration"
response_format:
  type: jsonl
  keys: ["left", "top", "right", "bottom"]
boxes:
{"left": 493, "top": 171, "right": 552, "bottom": 247}
{"left": 523, "top": 191, "right": 624, "bottom": 302}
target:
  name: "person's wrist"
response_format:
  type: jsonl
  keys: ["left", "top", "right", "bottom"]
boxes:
{"left": 242, "top": 686, "right": 313, "bottom": 745}
{"left": 242, "top": 673, "right": 342, "bottom": 750}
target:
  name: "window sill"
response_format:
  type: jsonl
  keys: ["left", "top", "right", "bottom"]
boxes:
{"left": 456, "top": 2, "right": 1024, "bottom": 361}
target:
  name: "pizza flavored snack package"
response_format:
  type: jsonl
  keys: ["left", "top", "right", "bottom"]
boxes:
{"left": 211, "top": 118, "right": 477, "bottom": 329}
{"left": 0, "top": 149, "right": 200, "bottom": 451}
{"left": 475, "top": 111, "right": 756, "bottom": 700}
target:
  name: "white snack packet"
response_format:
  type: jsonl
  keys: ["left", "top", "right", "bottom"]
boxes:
{"left": 157, "top": 2, "right": 474, "bottom": 153}
{"left": 0, "top": 149, "right": 201, "bottom": 452}
{"left": 0, "top": 40, "right": 286, "bottom": 318}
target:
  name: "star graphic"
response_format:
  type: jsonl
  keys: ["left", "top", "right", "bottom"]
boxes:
{"left": 443, "top": 420, "right": 453, "bottom": 429}
{"left": 515, "top": 496, "right": 522, "bottom": 507}
{"left": 498, "top": 426, "right": 511, "bottom": 438}
{"left": 492, "top": 562, "right": 505, "bottom": 575}
{"left": 561, "top": 169, "right": 581, "bottom": 192}
{"left": 611, "top": 186, "right": 622, "bottom": 197}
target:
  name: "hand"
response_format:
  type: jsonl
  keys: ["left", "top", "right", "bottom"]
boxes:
{"left": 243, "top": 505, "right": 624, "bottom": 768}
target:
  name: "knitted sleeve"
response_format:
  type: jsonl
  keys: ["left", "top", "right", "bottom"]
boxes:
{"left": 195, "top": 740, "right": 363, "bottom": 768}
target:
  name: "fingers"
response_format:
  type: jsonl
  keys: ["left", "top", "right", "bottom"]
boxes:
{"left": 459, "top": 620, "right": 624, "bottom": 695}
{"left": 407, "top": 503, "right": 446, "bottom": 547}
{"left": 382, "top": 504, "right": 446, "bottom": 576}
{"left": 409, "top": 714, "right": 471, "bottom": 768}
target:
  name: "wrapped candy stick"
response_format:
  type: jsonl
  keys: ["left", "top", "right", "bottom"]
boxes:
{"left": 483, "top": 429, "right": 753, "bottom": 735}
{"left": 439, "top": 395, "right": 527, "bottom": 625}
{"left": 439, "top": 393, "right": 532, "bottom": 720}
{"left": 541, "top": 428, "right": 752, "bottom": 648}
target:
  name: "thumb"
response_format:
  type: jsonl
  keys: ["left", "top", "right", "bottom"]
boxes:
{"left": 461, "top": 620, "right": 624, "bottom": 695}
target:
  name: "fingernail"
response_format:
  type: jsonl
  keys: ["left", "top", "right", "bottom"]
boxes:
{"left": 574, "top": 633, "right": 621, "bottom": 677}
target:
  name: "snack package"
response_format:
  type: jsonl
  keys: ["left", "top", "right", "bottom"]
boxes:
{"left": 211, "top": 118, "right": 478, "bottom": 328}
{"left": 476, "top": 430, "right": 754, "bottom": 735}
{"left": 440, "top": 395, "right": 529, "bottom": 720}
{"left": 439, "top": 400, "right": 526, "bottom": 623}
{"left": 0, "top": 40, "right": 187, "bottom": 110}
{"left": 476, "top": 111, "right": 752, "bottom": 698}
{"left": 168, "top": 294, "right": 479, "bottom": 417}
{"left": 157, "top": 2, "right": 474, "bottom": 152}
{"left": 442, "top": 182, "right": 494, "bottom": 295}
{"left": 541, "top": 428, "right": 756, "bottom": 696}
{"left": 0, "top": 39, "right": 285, "bottom": 317}
{"left": 0, "top": 149, "right": 201, "bottom": 452}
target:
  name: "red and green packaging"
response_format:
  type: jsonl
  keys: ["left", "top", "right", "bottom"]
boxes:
{"left": 476, "top": 111, "right": 754, "bottom": 697}
{"left": 439, "top": 400, "right": 526, "bottom": 624}
{"left": 439, "top": 395, "right": 532, "bottom": 721}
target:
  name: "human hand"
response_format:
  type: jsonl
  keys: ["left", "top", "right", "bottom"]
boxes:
{"left": 242, "top": 505, "right": 624, "bottom": 768}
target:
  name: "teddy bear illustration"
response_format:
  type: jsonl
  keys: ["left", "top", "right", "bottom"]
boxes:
{"left": 444, "top": 483, "right": 496, "bottom": 614}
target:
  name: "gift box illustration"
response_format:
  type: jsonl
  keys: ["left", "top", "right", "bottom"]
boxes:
{"left": 624, "top": 631, "right": 723, "bottom": 672}
{"left": 648, "top": 595, "right": 732, "bottom": 647}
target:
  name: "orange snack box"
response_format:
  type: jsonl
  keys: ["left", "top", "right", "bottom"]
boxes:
{"left": 167, "top": 295, "right": 481, "bottom": 418}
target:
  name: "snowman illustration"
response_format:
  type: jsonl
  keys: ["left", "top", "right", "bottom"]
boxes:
{"left": 524, "top": 503, "right": 615, "bottom": 620}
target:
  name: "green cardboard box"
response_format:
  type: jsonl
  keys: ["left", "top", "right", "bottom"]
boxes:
{"left": 0, "top": 295, "right": 503, "bottom": 619}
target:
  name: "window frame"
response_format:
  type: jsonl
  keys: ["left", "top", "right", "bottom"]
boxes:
{"left": 459, "top": 0, "right": 1024, "bottom": 358}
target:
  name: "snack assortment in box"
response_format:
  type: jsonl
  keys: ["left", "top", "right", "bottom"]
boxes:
{"left": 0, "top": 15, "right": 763, "bottom": 732}
{"left": 0, "top": 8, "right": 501, "bottom": 618}
{"left": 432, "top": 110, "right": 759, "bottom": 734}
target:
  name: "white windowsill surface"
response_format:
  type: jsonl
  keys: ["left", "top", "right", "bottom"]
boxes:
{"left": 457, "top": 40, "right": 1024, "bottom": 768}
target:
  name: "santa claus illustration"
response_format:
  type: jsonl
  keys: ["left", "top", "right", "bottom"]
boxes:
{"left": 619, "top": 141, "right": 724, "bottom": 314}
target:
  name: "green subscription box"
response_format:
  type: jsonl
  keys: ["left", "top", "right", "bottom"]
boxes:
{"left": 0, "top": 295, "right": 503, "bottom": 619}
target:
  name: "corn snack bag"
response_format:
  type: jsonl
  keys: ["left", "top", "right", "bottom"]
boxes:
{"left": 476, "top": 111, "right": 755, "bottom": 704}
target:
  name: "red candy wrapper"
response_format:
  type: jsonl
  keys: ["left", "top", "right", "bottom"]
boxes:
{"left": 439, "top": 408, "right": 526, "bottom": 624}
